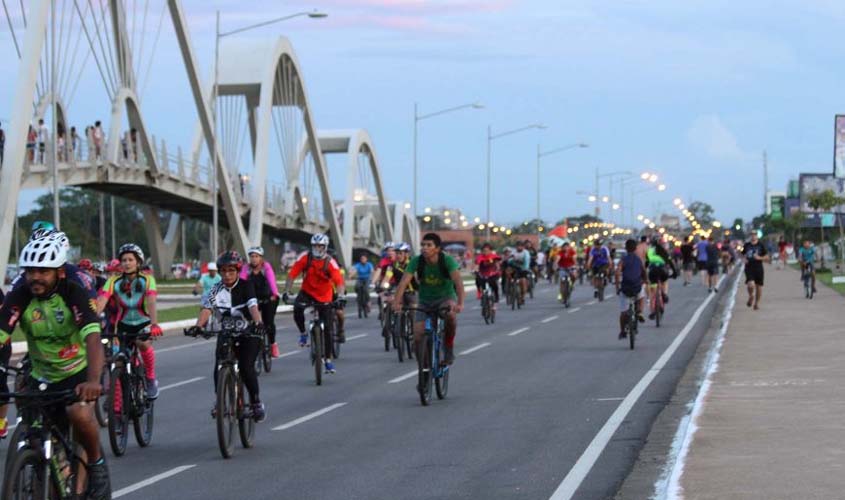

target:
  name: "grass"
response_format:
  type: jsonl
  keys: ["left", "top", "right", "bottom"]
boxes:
{"left": 158, "top": 304, "right": 203, "bottom": 323}
{"left": 790, "top": 263, "right": 845, "bottom": 296}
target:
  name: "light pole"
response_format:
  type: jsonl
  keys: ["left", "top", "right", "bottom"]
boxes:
{"left": 536, "top": 142, "right": 588, "bottom": 221}
{"left": 413, "top": 101, "right": 483, "bottom": 216}
{"left": 487, "top": 123, "right": 545, "bottom": 237}
{"left": 212, "top": 9, "right": 327, "bottom": 257}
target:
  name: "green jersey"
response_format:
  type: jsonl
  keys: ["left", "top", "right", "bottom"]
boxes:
{"left": 406, "top": 253, "right": 460, "bottom": 303}
{"left": 0, "top": 280, "right": 101, "bottom": 383}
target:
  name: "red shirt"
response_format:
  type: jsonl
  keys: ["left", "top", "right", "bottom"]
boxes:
{"left": 475, "top": 253, "right": 501, "bottom": 278}
{"left": 288, "top": 254, "right": 344, "bottom": 303}
{"left": 377, "top": 257, "right": 394, "bottom": 272}
{"left": 558, "top": 247, "right": 576, "bottom": 268}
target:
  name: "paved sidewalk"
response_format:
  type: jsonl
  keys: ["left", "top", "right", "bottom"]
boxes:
{"left": 679, "top": 265, "right": 845, "bottom": 499}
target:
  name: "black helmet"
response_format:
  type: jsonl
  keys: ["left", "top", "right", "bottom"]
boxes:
{"left": 216, "top": 250, "right": 243, "bottom": 271}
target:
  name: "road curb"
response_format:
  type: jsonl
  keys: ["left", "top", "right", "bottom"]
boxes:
{"left": 614, "top": 270, "right": 740, "bottom": 499}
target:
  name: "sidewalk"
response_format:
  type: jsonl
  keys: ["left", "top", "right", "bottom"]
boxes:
{"left": 677, "top": 265, "right": 845, "bottom": 499}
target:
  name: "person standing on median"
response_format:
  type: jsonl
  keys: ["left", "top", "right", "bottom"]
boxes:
{"left": 742, "top": 232, "right": 770, "bottom": 310}
{"left": 193, "top": 262, "right": 221, "bottom": 298}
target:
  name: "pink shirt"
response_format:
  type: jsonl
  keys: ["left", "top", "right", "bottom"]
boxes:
{"left": 239, "top": 261, "right": 279, "bottom": 297}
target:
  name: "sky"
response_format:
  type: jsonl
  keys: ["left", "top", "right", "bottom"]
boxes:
{"left": 3, "top": 0, "right": 845, "bottom": 228}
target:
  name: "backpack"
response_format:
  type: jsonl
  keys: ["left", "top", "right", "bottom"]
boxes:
{"left": 305, "top": 253, "right": 331, "bottom": 280}
{"left": 415, "top": 252, "right": 451, "bottom": 283}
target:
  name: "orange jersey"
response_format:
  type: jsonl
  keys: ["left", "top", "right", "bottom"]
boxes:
{"left": 288, "top": 254, "right": 344, "bottom": 303}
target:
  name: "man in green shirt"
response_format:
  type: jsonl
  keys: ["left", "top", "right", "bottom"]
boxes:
{"left": 393, "top": 233, "right": 465, "bottom": 365}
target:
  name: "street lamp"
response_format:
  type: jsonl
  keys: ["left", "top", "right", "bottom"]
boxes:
{"left": 413, "top": 101, "right": 484, "bottom": 216}
{"left": 486, "top": 123, "right": 546, "bottom": 237}
{"left": 536, "top": 142, "right": 588, "bottom": 220}
{"left": 212, "top": 9, "right": 327, "bottom": 256}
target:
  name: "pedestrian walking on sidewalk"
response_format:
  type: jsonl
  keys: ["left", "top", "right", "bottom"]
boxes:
{"left": 695, "top": 235, "right": 709, "bottom": 286}
{"left": 742, "top": 232, "right": 769, "bottom": 310}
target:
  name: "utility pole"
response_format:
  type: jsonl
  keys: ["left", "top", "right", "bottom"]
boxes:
{"left": 763, "top": 150, "right": 769, "bottom": 216}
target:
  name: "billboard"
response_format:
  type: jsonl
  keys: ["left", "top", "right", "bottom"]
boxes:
{"left": 787, "top": 179, "right": 800, "bottom": 199}
{"left": 770, "top": 195, "right": 785, "bottom": 221}
{"left": 835, "top": 115, "right": 845, "bottom": 178}
{"left": 799, "top": 173, "right": 845, "bottom": 213}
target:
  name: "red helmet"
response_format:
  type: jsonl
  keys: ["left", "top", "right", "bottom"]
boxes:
{"left": 78, "top": 258, "right": 93, "bottom": 271}
{"left": 106, "top": 258, "right": 121, "bottom": 273}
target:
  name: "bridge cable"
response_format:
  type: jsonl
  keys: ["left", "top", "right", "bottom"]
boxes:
{"left": 138, "top": 3, "right": 166, "bottom": 101}
{"left": 74, "top": 0, "right": 115, "bottom": 99}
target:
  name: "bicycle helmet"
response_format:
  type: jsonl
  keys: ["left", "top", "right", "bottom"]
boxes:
{"left": 382, "top": 241, "right": 394, "bottom": 251}
{"left": 396, "top": 242, "right": 411, "bottom": 252}
{"left": 118, "top": 243, "right": 145, "bottom": 263}
{"left": 93, "top": 262, "right": 105, "bottom": 273}
{"left": 78, "top": 258, "right": 93, "bottom": 271}
{"left": 105, "top": 258, "right": 121, "bottom": 273}
{"left": 19, "top": 236, "right": 67, "bottom": 269}
{"left": 247, "top": 246, "right": 264, "bottom": 256}
{"left": 216, "top": 250, "right": 243, "bottom": 270}
{"left": 311, "top": 233, "right": 329, "bottom": 258}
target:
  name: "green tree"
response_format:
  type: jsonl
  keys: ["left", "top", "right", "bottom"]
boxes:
{"left": 805, "top": 189, "right": 845, "bottom": 267}
{"left": 687, "top": 201, "right": 715, "bottom": 226}
{"left": 731, "top": 218, "right": 746, "bottom": 240}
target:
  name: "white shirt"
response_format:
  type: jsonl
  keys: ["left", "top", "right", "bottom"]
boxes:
{"left": 37, "top": 124, "right": 48, "bottom": 143}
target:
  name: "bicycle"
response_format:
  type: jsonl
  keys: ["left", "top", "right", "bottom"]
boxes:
{"left": 649, "top": 281, "right": 665, "bottom": 327}
{"left": 559, "top": 268, "right": 574, "bottom": 308}
{"left": 526, "top": 271, "right": 535, "bottom": 299}
{"left": 478, "top": 276, "right": 497, "bottom": 325}
{"left": 95, "top": 334, "right": 115, "bottom": 428}
{"left": 3, "top": 361, "right": 32, "bottom": 479}
{"left": 253, "top": 300, "right": 273, "bottom": 376}
{"left": 286, "top": 298, "right": 342, "bottom": 386}
{"left": 355, "top": 280, "right": 370, "bottom": 318}
{"left": 622, "top": 293, "right": 639, "bottom": 350}
{"left": 2, "top": 389, "right": 92, "bottom": 499}
{"left": 398, "top": 302, "right": 415, "bottom": 362}
{"left": 404, "top": 305, "right": 452, "bottom": 406}
{"left": 802, "top": 263, "right": 814, "bottom": 299}
{"left": 593, "top": 270, "right": 607, "bottom": 302}
{"left": 380, "top": 292, "right": 396, "bottom": 352}
{"left": 184, "top": 319, "right": 262, "bottom": 459}
{"left": 102, "top": 327, "right": 154, "bottom": 457}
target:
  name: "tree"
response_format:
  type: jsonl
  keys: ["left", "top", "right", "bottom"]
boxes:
{"left": 558, "top": 214, "right": 602, "bottom": 227}
{"left": 805, "top": 189, "right": 845, "bottom": 268}
{"left": 687, "top": 201, "right": 715, "bottom": 227}
{"left": 731, "top": 218, "right": 746, "bottom": 240}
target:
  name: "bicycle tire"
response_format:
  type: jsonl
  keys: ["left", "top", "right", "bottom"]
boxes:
{"left": 396, "top": 313, "right": 405, "bottom": 363}
{"left": 435, "top": 336, "right": 449, "bottom": 400}
{"left": 3, "top": 423, "right": 26, "bottom": 480}
{"left": 312, "top": 325, "right": 323, "bottom": 386}
{"left": 418, "top": 337, "right": 433, "bottom": 406}
{"left": 216, "top": 367, "right": 236, "bottom": 459}
{"left": 629, "top": 311, "right": 636, "bottom": 350}
{"left": 96, "top": 368, "right": 110, "bottom": 428}
{"left": 237, "top": 376, "right": 255, "bottom": 449}
{"left": 132, "top": 372, "right": 154, "bottom": 448}
{"left": 490, "top": 303, "right": 496, "bottom": 324}
{"left": 383, "top": 308, "right": 391, "bottom": 352}
{"left": 329, "top": 316, "right": 341, "bottom": 360}
{"left": 262, "top": 337, "right": 273, "bottom": 373}
{"left": 108, "top": 367, "right": 130, "bottom": 457}
{"left": 404, "top": 312, "right": 415, "bottom": 360}
{"left": 481, "top": 294, "right": 490, "bottom": 325}
{"left": 2, "top": 448, "right": 46, "bottom": 500}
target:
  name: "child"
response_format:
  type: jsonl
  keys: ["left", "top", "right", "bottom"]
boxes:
{"left": 615, "top": 239, "right": 646, "bottom": 339}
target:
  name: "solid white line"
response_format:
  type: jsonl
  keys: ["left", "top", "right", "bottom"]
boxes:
{"left": 346, "top": 334, "right": 368, "bottom": 341}
{"left": 567, "top": 307, "right": 581, "bottom": 314}
{"left": 156, "top": 340, "right": 214, "bottom": 353}
{"left": 595, "top": 397, "right": 625, "bottom": 402}
{"left": 272, "top": 403, "right": 348, "bottom": 431}
{"left": 507, "top": 327, "right": 530, "bottom": 337}
{"left": 388, "top": 370, "right": 418, "bottom": 384}
{"left": 541, "top": 315, "right": 559, "bottom": 324}
{"left": 459, "top": 342, "right": 491, "bottom": 355}
{"left": 113, "top": 464, "right": 197, "bottom": 498}
{"left": 159, "top": 376, "right": 204, "bottom": 392}
{"left": 548, "top": 279, "right": 721, "bottom": 500}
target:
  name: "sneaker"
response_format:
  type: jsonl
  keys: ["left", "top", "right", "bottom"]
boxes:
{"left": 271, "top": 343, "right": 280, "bottom": 358}
{"left": 251, "top": 402, "right": 266, "bottom": 423}
{"left": 648, "top": 312, "right": 656, "bottom": 320}
{"left": 662, "top": 293, "right": 669, "bottom": 304}
{"left": 86, "top": 460, "right": 112, "bottom": 500}
{"left": 618, "top": 331, "right": 627, "bottom": 339}
{"left": 593, "top": 290, "right": 598, "bottom": 298}
{"left": 637, "top": 313, "right": 646, "bottom": 323}
{"left": 708, "top": 288, "right": 712, "bottom": 293}
{"left": 443, "top": 346, "right": 455, "bottom": 366}
{"left": 299, "top": 334, "right": 308, "bottom": 347}
{"left": 337, "top": 330, "right": 346, "bottom": 343}
{"left": 325, "top": 360, "right": 336, "bottom": 373}
{"left": 746, "top": 297, "right": 753, "bottom": 307}
{"left": 145, "top": 378, "right": 159, "bottom": 400}
{"left": 714, "top": 288, "right": 719, "bottom": 293}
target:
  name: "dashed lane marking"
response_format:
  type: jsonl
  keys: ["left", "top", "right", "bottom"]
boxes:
{"left": 541, "top": 315, "right": 559, "bottom": 324}
{"left": 388, "top": 370, "right": 418, "bottom": 384}
{"left": 507, "top": 327, "right": 530, "bottom": 337}
{"left": 272, "top": 403, "right": 348, "bottom": 431}
{"left": 113, "top": 465, "right": 197, "bottom": 498}
{"left": 459, "top": 342, "right": 491, "bottom": 355}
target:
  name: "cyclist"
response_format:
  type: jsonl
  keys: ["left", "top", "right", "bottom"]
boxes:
{"left": 371, "top": 242, "right": 396, "bottom": 288}
{"left": 547, "top": 243, "right": 560, "bottom": 283}
{"left": 508, "top": 241, "right": 532, "bottom": 305}
{"left": 386, "top": 242, "right": 418, "bottom": 311}
{"left": 9, "top": 223, "right": 96, "bottom": 298}
{"left": 798, "top": 240, "right": 817, "bottom": 294}
{"left": 283, "top": 234, "right": 345, "bottom": 373}
{"left": 742, "top": 232, "right": 769, "bottom": 310}
{"left": 554, "top": 241, "right": 578, "bottom": 302}
{"left": 241, "top": 246, "right": 281, "bottom": 358}
{"left": 680, "top": 236, "right": 695, "bottom": 285}
{"left": 0, "top": 235, "right": 111, "bottom": 499}
{"left": 187, "top": 251, "right": 267, "bottom": 421}
{"left": 392, "top": 232, "right": 465, "bottom": 366}
{"left": 351, "top": 254, "right": 375, "bottom": 314}
{"left": 96, "top": 243, "right": 162, "bottom": 399}
{"left": 193, "top": 262, "right": 221, "bottom": 297}
{"left": 473, "top": 243, "right": 501, "bottom": 305}
{"left": 615, "top": 239, "right": 646, "bottom": 339}
{"left": 586, "top": 239, "right": 611, "bottom": 298}
{"left": 646, "top": 237, "right": 677, "bottom": 318}
{"left": 526, "top": 240, "right": 539, "bottom": 280}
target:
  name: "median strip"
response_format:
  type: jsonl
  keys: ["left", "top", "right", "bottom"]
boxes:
{"left": 272, "top": 402, "right": 348, "bottom": 431}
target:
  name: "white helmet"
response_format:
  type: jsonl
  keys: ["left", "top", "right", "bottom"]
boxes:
{"left": 19, "top": 237, "right": 67, "bottom": 268}
{"left": 311, "top": 233, "right": 329, "bottom": 258}
{"left": 247, "top": 246, "right": 264, "bottom": 256}
{"left": 396, "top": 242, "right": 411, "bottom": 252}
{"left": 383, "top": 242, "right": 395, "bottom": 251}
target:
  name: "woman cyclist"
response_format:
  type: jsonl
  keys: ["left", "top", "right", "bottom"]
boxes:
{"left": 241, "top": 246, "right": 280, "bottom": 358}
{"left": 646, "top": 237, "right": 677, "bottom": 319}
{"left": 96, "top": 243, "right": 162, "bottom": 399}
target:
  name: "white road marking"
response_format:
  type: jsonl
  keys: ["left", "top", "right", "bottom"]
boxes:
{"left": 595, "top": 397, "right": 624, "bottom": 402}
{"left": 507, "top": 327, "right": 530, "bottom": 337}
{"left": 586, "top": 300, "right": 597, "bottom": 306}
{"left": 472, "top": 305, "right": 481, "bottom": 310}
{"left": 346, "top": 334, "right": 368, "bottom": 341}
{"left": 388, "top": 370, "right": 418, "bottom": 384}
{"left": 272, "top": 402, "right": 348, "bottom": 431}
{"left": 459, "top": 342, "right": 491, "bottom": 355}
{"left": 159, "top": 376, "right": 204, "bottom": 392}
{"left": 113, "top": 464, "right": 197, "bottom": 498}
{"left": 567, "top": 307, "right": 581, "bottom": 314}
{"left": 279, "top": 350, "right": 303, "bottom": 358}
{"left": 156, "top": 340, "right": 214, "bottom": 353}
{"left": 541, "top": 315, "right": 559, "bottom": 324}
{"left": 549, "top": 279, "right": 721, "bottom": 500}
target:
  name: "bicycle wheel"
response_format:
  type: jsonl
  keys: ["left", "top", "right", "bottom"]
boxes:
{"left": 435, "top": 336, "right": 450, "bottom": 400}
{"left": 629, "top": 311, "right": 636, "bottom": 350}
{"left": 357, "top": 292, "right": 364, "bottom": 318}
{"left": 237, "top": 376, "right": 255, "bottom": 449}
{"left": 417, "top": 336, "right": 433, "bottom": 406}
{"left": 312, "top": 325, "right": 323, "bottom": 386}
{"left": 3, "top": 423, "right": 26, "bottom": 481}
{"left": 563, "top": 279, "right": 571, "bottom": 308}
{"left": 216, "top": 367, "right": 237, "bottom": 458}
{"left": 262, "top": 334, "right": 273, "bottom": 373}
{"left": 2, "top": 448, "right": 45, "bottom": 500}
{"left": 396, "top": 313, "right": 405, "bottom": 363}
{"left": 481, "top": 294, "right": 490, "bottom": 325}
{"left": 132, "top": 372, "right": 154, "bottom": 447}
{"left": 383, "top": 309, "right": 392, "bottom": 352}
{"left": 404, "top": 313, "right": 415, "bottom": 360}
{"left": 108, "top": 366, "right": 130, "bottom": 457}
{"left": 96, "top": 367, "right": 110, "bottom": 428}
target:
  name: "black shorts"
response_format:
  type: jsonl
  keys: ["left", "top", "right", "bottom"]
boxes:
{"left": 696, "top": 261, "right": 707, "bottom": 272}
{"left": 648, "top": 266, "right": 669, "bottom": 283}
{"left": 706, "top": 263, "right": 719, "bottom": 276}
{"left": 23, "top": 370, "right": 88, "bottom": 432}
{"left": 682, "top": 260, "right": 696, "bottom": 272}
{"left": 745, "top": 265, "right": 764, "bottom": 286}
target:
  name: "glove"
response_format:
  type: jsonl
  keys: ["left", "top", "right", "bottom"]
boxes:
{"left": 150, "top": 324, "right": 163, "bottom": 337}
{"left": 254, "top": 323, "right": 268, "bottom": 337}
{"left": 185, "top": 325, "right": 203, "bottom": 337}
{"left": 282, "top": 292, "right": 290, "bottom": 304}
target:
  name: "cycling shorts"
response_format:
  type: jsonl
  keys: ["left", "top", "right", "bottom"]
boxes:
{"left": 648, "top": 265, "right": 669, "bottom": 283}
{"left": 591, "top": 264, "right": 609, "bottom": 277}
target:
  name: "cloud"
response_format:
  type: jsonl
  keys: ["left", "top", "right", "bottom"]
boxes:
{"left": 686, "top": 114, "right": 753, "bottom": 161}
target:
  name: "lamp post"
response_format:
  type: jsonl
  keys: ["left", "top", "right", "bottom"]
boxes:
{"left": 212, "top": 9, "right": 327, "bottom": 257}
{"left": 487, "top": 123, "right": 546, "bottom": 237}
{"left": 536, "top": 142, "right": 588, "bottom": 221}
{"left": 413, "top": 101, "right": 483, "bottom": 216}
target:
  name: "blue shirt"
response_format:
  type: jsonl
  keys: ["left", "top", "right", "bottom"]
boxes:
{"left": 620, "top": 253, "right": 644, "bottom": 295}
{"left": 590, "top": 247, "right": 610, "bottom": 267}
{"left": 353, "top": 262, "right": 374, "bottom": 281}
{"left": 510, "top": 250, "right": 531, "bottom": 271}
{"left": 799, "top": 246, "right": 816, "bottom": 264}
{"left": 696, "top": 241, "right": 709, "bottom": 262}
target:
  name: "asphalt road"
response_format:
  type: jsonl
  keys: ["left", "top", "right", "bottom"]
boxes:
{"left": 1, "top": 276, "right": 722, "bottom": 500}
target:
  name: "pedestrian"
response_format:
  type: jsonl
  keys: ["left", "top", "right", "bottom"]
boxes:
{"left": 70, "top": 126, "right": 79, "bottom": 160}
{"left": 680, "top": 236, "right": 695, "bottom": 285}
{"left": 37, "top": 118, "right": 48, "bottom": 164}
{"left": 777, "top": 237, "right": 787, "bottom": 270}
{"left": 26, "top": 125, "right": 36, "bottom": 163}
{"left": 130, "top": 128, "right": 138, "bottom": 162}
{"left": 93, "top": 120, "right": 104, "bottom": 161}
{"left": 742, "top": 232, "right": 769, "bottom": 310}
{"left": 706, "top": 236, "right": 720, "bottom": 292}
{"left": 695, "top": 234, "right": 709, "bottom": 286}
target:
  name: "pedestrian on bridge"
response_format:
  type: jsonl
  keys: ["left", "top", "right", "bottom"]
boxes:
{"left": 70, "top": 126, "right": 80, "bottom": 161}
{"left": 0, "top": 120, "right": 5, "bottom": 166}
{"left": 93, "top": 121, "right": 104, "bottom": 161}
{"left": 37, "top": 118, "right": 48, "bottom": 164}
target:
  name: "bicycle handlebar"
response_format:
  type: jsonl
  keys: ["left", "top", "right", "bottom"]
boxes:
{"left": 183, "top": 327, "right": 263, "bottom": 340}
